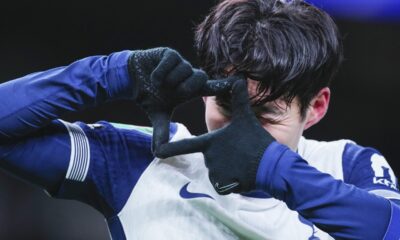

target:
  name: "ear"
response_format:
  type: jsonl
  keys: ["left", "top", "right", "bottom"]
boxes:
{"left": 304, "top": 87, "right": 330, "bottom": 130}
{"left": 202, "top": 96, "right": 208, "bottom": 103}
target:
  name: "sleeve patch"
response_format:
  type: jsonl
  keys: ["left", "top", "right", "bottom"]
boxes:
{"left": 343, "top": 143, "right": 399, "bottom": 192}
{"left": 371, "top": 154, "right": 397, "bottom": 190}
{"left": 59, "top": 120, "right": 90, "bottom": 182}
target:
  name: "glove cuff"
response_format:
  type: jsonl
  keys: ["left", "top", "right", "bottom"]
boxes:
{"left": 127, "top": 51, "right": 145, "bottom": 101}
{"left": 128, "top": 48, "right": 168, "bottom": 102}
{"left": 246, "top": 138, "right": 275, "bottom": 191}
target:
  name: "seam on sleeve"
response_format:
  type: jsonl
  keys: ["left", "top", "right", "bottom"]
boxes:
{"left": 369, "top": 189, "right": 400, "bottom": 200}
{"left": 383, "top": 201, "right": 400, "bottom": 240}
{"left": 342, "top": 143, "right": 361, "bottom": 183}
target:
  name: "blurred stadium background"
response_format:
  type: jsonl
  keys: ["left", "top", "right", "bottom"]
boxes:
{"left": 0, "top": 0, "right": 399, "bottom": 239}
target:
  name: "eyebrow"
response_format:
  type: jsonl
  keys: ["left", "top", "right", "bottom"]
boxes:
{"left": 216, "top": 96, "right": 285, "bottom": 116}
{"left": 252, "top": 104, "right": 282, "bottom": 115}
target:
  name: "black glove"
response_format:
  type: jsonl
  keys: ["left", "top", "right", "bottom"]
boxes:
{"left": 128, "top": 47, "right": 238, "bottom": 154}
{"left": 156, "top": 78, "right": 276, "bottom": 194}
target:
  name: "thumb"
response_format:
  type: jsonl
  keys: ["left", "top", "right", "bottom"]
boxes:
{"left": 148, "top": 111, "right": 171, "bottom": 155}
{"left": 155, "top": 134, "right": 210, "bottom": 159}
{"left": 201, "top": 75, "right": 242, "bottom": 96}
{"left": 231, "top": 79, "right": 252, "bottom": 117}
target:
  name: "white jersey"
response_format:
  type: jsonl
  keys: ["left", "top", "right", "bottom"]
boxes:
{"left": 58, "top": 121, "right": 400, "bottom": 240}
{"left": 2, "top": 51, "right": 398, "bottom": 240}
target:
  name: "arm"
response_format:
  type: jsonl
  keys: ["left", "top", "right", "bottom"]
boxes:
{"left": 0, "top": 50, "right": 132, "bottom": 194}
{"left": 0, "top": 51, "right": 133, "bottom": 141}
{"left": 0, "top": 118, "right": 166, "bottom": 240}
{"left": 158, "top": 79, "right": 400, "bottom": 240}
{"left": 0, "top": 47, "right": 233, "bottom": 152}
{"left": 0, "top": 47, "right": 217, "bottom": 192}
{"left": 0, "top": 47, "right": 229, "bottom": 213}
{"left": 256, "top": 142, "right": 399, "bottom": 239}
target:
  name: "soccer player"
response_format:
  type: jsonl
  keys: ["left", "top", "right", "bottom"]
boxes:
{"left": 0, "top": 0, "right": 399, "bottom": 239}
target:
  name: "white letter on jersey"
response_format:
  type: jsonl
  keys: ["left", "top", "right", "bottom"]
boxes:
{"left": 371, "top": 154, "right": 397, "bottom": 190}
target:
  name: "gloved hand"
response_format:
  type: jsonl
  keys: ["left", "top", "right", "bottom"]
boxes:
{"left": 156, "top": 78, "right": 276, "bottom": 194}
{"left": 128, "top": 47, "right": 238, "bottom": 154}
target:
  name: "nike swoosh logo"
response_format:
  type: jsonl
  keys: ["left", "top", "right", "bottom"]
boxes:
{"left": 214, "top": 182, "right": 239, "bottom": 193}
{"left": 180, "top": 182, "right": 214, "bottom": 200}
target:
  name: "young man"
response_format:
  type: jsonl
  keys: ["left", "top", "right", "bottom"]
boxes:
{"left": 0, "top": 0, "right": 399, "bottom": 239}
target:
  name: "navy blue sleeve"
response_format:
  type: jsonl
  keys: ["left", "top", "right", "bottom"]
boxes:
{"left": 256, "top": 142, "right": 397, "bottom": 240}
{"left": 54, "top": 121, "right": 156, "bottom": 217}
{"left": 0, "top": 50, "right": 133, "bottom": 142}
{"left": 54, "top": 121, "right": 178, "bottom": 240}
{"left": 0, "top": 119, "right": 70, "bottom": 193}
{"left": 0, "top": 117, "right": 168, "bottom": 219}
{"left": 383, "top": 202, "right": 400, "bottom": 239}
{"left": 0, "top": 50, "right": 142, "bottom": 213}
{"left": 0, "top": 49, "right": 133, "bottom": 192}
{"left": 55, "top": 121, "right": 177, "bottom": 215}
{"left": 343, "top": 143, "right": 400, "bottom": 199}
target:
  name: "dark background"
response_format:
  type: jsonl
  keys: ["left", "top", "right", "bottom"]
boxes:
{"left": 0, "top": 1, "right": 399, "bottom": 239}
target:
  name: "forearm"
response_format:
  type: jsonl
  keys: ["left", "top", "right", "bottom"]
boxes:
{"left": 256, "top": 142, "right": 398, "bottom": 239}
{"left": 0, "top": 51, "right": 132, "bottom": 141}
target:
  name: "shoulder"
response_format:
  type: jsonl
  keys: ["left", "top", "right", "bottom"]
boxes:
{"left": 298, "top": 137, "right": 399, "bottom": 195}
{"left": 297, "top": 137, "right": 354, "bottom": 179}
{"left": 297, "top": 137, "right": 354, "bottom": 160}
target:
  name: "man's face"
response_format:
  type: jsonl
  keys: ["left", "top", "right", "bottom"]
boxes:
{"left": 204, "top": 80, "right": 308, "bottom": 150}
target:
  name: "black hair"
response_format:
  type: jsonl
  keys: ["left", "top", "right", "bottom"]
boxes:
{"left": 195, "top": 0, "right": 343, "bottom": 118}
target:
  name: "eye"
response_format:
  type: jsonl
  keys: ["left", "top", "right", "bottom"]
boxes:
{"left": 252, "top": 105, "right": 283, "bottom": 125}
{"left": 253, "top": 105, "right": 276, "bottom": 117}
{"left": 256, "top": 113, "right": 281, "bottom": 125}
{"left": 217, "top": 103, "right": 232, "bottom": 118}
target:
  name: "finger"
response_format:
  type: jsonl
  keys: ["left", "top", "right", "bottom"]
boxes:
{"left": 165, "top": 60, "right": 193, "bottom": 87}
{"left": 176, "top": 69, "right": 208, "bottom": 98}
{"left": 231, "top": 78, "right": 252, "bottom": 117}
{"left": 150, "top": 50, "right": 181, "bottom": 87}
{"left": 148, "top": 111, "right": 171, "bottom": 155}
{"left": 155, "top": 134, "right": 210, "bottom": 158}
{"left": 200, "top": 75, "right": 243, "bottom": 96}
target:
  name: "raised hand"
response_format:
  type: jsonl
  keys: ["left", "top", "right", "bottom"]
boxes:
{"left": 156, "top": 78, "right": 276, "bottom": 194}
{"left": 128, "top": 47, "right": 238, "bottom": 154}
